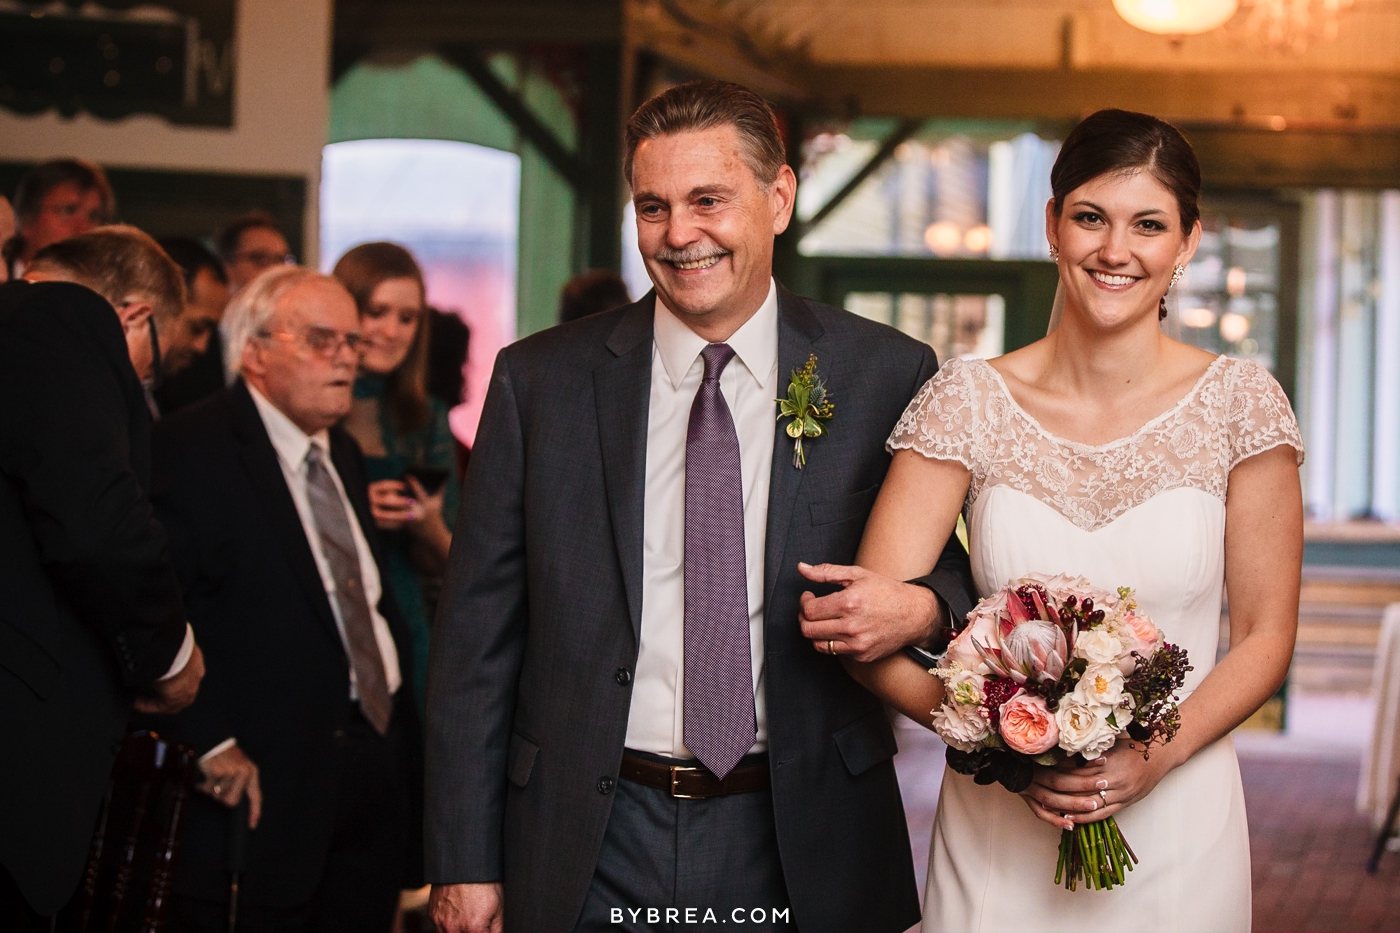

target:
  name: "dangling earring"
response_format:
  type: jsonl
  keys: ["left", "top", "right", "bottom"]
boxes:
{"left": 1160, "top": 264, "right": 1185, "bottom": 321}
{"left": 1049, "top": 244, "right": 1060, "bottom": 261}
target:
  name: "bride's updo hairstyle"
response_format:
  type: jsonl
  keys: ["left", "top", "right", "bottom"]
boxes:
{"left": 1049, "top": 109, "right": 1201, "bottom": 319}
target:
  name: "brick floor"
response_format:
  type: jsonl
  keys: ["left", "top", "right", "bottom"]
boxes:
{"left": 1243, "top": 756, "right": 1400, "bottom": 932}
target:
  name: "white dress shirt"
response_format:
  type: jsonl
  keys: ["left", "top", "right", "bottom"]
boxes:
{"left": 625, "top": 279, "right": 779, "bottom": 759}
{"left": 249, "top": 385, "right": 402, "bottom": 699}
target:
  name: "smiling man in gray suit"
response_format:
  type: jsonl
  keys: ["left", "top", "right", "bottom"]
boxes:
{"left": 425, "top": 80, "right": 977, "bottom": 932}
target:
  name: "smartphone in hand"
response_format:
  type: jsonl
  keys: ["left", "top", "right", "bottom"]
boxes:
{"left": 401, "top": 465, "right": 450, "bottom": 497}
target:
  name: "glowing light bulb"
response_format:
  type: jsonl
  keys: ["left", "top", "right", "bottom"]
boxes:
{"left": 924, "top": 222, "right": 963, "bottom": 256}
{"left": 1113, "top": 0, "right": 1238, "bottom": 34}
{"left": 1219, "top": 312, "right": 1251, "bottom": 343}
{"left": 964, "top": 225, "right": 993, "bottom": 254}
{"left": 1181, "top": 306, "right": 1217, "bottom": 328}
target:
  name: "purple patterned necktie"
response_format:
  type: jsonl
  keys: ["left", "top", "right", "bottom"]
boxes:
{"left": 683, "top": 343, "right": 755, "bottom": 780}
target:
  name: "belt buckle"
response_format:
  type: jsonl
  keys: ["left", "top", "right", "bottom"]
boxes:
{"left": 669, "top": 764, "right": 705, "bottom": 799}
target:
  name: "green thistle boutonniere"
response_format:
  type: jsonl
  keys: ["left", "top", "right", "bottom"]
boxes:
{"left": 777, "top": 354, "right": 835, "bottom": 469}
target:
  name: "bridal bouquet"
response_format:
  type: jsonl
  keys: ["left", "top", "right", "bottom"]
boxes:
{"left": 928, "top": 572, "right": 1192, "bottom": 891}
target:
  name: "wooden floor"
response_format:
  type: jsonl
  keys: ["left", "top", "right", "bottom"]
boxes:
{"left": 1245, "top": 755, "right": 1400, "bottom": 932}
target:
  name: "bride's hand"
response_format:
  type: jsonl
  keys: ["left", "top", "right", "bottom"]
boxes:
{"left": 1019, "top": 738, "right": 1177, "bottom": 831}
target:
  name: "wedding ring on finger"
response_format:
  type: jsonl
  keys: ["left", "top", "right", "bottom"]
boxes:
{"left": 828, "top": 639, "right": 836, "bottom": 655}
{"left": 1099, "top": 789, "right": 1108, "bottom": 802}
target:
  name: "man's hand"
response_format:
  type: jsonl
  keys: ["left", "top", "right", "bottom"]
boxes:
{"left": 198, "top": 745, "right": 262, "bottom": 828}
{"left": 133, "top": 643, "right": 205, "bottom": 715}
{"left": 798, "top": 562, "right": 943, "bottom": 663}
{"left": 431, "top": 883, "right": 504, "bottom": 933}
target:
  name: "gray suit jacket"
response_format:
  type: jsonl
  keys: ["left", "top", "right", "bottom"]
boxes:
{"left": 425, "top": 286, "right": 976, "bottom": 932}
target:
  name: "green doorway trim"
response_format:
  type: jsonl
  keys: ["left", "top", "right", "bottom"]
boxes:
{"left": 809, "top": 257, "right": 1060, "bottom": 353}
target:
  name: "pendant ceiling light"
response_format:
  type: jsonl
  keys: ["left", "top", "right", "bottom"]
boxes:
{"left": 1113, "top": 0, "right": 1240, "bottom": 35}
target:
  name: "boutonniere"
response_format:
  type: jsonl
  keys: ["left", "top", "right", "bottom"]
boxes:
{"left": 777, "top": 354, "right": 835, "bottom": 470}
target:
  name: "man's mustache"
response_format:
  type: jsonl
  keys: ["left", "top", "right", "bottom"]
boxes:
{"left": 653, "top": 245, "right": 728, "bottom": 265}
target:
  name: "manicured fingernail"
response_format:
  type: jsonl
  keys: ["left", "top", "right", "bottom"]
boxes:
{"left": 1096, "top": 779, "right": 1108, "bottom": 789}
{"left": 1089, "top": 799, "right": 1099, "bottom": 810}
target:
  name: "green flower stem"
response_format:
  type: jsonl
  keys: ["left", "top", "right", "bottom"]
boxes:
{"left": 1057, "top": 817, "right": 1139, "bottom": 892}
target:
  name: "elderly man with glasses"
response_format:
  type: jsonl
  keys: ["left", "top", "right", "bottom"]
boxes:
{"left": 145, "top": 266, "right": 422, "bottom": 933}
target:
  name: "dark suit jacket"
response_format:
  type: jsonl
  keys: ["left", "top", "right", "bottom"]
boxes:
{"left": 0, "top": 280, "right": 187, "bottom": 914}
{"left": 147, "top": 381, "right": 422, "bottom": 907}
{"left": 424, "top": 287, "right": 977, "bottom": 932}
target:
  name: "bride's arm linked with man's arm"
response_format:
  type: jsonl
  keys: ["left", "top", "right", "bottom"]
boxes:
{"left": 811, "top": 437, "right": 1303, "bottom": 831}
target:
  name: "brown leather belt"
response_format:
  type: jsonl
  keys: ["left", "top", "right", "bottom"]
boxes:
{"left": 619, "top": 753, "right": 771, "bottom": 799}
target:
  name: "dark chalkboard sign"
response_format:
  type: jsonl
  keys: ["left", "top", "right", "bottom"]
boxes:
{"left": 0, "top": 0, "right": 235, "bottom": 126}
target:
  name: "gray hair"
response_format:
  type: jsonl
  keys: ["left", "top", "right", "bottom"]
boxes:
{"left": 221, "top": 264, "right": 326, "bottom": 380}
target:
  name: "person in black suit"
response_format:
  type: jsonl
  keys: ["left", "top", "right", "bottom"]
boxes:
{"left": 426, "top": 80, "right": 976, "bottom": 932}
{"left": 0, "top": 231, "right": 204, "bottom": 928}
{"left": 148, "top": 265, "right": 420, "bottom": 933}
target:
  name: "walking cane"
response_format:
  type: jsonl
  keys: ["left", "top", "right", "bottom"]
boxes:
{"left": 226, "top": 797, "right": 251, "bottom": 932}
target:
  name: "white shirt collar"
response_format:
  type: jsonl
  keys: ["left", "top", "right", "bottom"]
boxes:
{"left": 653, "top": 278, "right": 779, "bottom": 391}
{"left": 247, "top": 382, "right": 331, "bottom": 470}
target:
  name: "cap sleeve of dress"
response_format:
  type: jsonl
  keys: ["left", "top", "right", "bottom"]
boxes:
{"left": 1225, "top": 358, "right": 1306, "bottom": 471}
{"left": 886, "top": 356, "right": 982, "bottom": 474}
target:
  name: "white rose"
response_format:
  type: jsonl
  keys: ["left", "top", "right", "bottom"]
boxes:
{"left": 940, "top": 667, "right": 987, "bottom": 708}
{"left": 1075, "top": 629, "right": 1124, "bottom": 666}
{"left": 931, "top": 698, "right": 992, "bottom": 753}
{"left": 1072, "top": 663, "right": 1126, "bottom": 708}
{"left": 1055, "top": 701, "right": 1120, "bottom": 759}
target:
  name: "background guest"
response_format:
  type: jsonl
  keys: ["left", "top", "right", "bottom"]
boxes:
{"left": 3, "top": 158, "right": 116, "bottom": 277}
{"left": 154, "top": 237, "right": 233, "bottom": 414}
{"left": 425, "top": 305, "right": 470, "bottom": 411}
{"left": 558, "top": 267, "right": 631, "bottom": 323}
{"left": 26, "top": 226, "right": 187, "bottom": 392}
{"left": 333, "top": 242, "right": 457, "bottom": 714}
{"left": 149, "top": 265, "right": 420, "bottom": 933}
{"left": 1, "top": 231, "right": 202, "bottom": 931}
{"left": 218, "top": 210, "right": 292, "bottom": 294}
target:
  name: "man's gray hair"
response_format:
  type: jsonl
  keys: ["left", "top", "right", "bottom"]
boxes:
{"left": 623, "top": 80, "right": 787, "bottom": 190}
{"left": 221, "top": 265, "right": 325, "bottom": 380}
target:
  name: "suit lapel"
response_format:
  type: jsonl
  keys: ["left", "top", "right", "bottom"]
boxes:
{"left": 228, "top": 381, "right": 342, "bottom": 644}
{"left": 594, "top": 296, "right": 656, "bottom": 643}
{"left": 763, "top": 287, "right": 826, "bottom": 611}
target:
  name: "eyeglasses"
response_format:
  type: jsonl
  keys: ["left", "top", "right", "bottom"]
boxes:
{"left": 256, "top": 326, "right": 362, "bottom": 358}
{"left": 232, "top": 250, "right": 296, "bottom": 270}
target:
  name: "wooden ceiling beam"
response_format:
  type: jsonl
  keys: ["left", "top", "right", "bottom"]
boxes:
{"left": 805, "top": 65, "right": 1400, "bottom": 129}
{"left": 335, "top": 0, "right": 624, "bottom": 46}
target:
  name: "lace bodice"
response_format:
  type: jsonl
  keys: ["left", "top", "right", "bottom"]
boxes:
{"left": 888, "top": 355, "right": 1305, "bottom": 532}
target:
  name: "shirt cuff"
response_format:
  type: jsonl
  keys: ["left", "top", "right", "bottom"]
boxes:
{"left": 156, "top": 624, "right": 195, "bottom": 681}
{"left": 200, "top": 738, "right": 237, "bottom": 763}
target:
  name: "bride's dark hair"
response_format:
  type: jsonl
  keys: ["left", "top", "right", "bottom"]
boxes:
{"left": 1050, "top": 109, "right": 1201, "bottom": 229}
{"left": 1049, "top": 110, "right": 1201, "bottom": 320}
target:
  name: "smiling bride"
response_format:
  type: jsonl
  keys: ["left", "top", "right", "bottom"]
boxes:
{"left": 837, "top": 109, "right": 1305, "bottom": 932}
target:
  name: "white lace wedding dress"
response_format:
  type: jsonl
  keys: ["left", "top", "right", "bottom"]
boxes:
{"left": 888, "top": 354, "right": 1305, "bottom": 933}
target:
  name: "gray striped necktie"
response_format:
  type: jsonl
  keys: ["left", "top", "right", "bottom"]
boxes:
{"left": 683, "top": 343, "right": 755, "bottom": 779}
{"left": 304, "top": 445, "right": 392, "bottom": 735}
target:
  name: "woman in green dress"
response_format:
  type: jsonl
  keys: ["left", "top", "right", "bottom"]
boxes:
{"left": 333, "top": 242, "right": 458, "bottom": 715}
